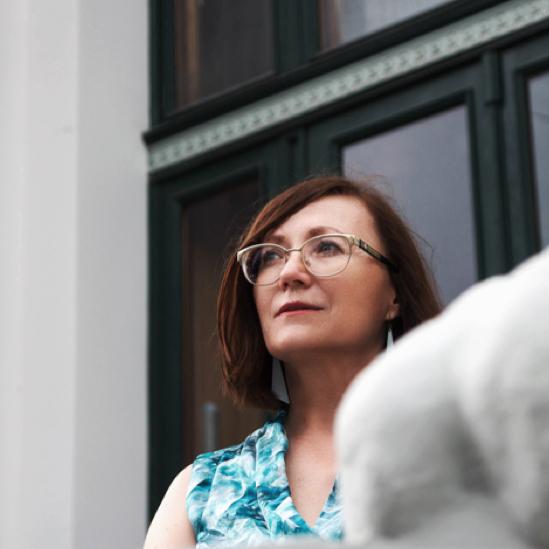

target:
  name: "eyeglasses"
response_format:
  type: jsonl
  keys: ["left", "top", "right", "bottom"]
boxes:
{"left": 236, "top": 233, "right": 398, "bottom": 286}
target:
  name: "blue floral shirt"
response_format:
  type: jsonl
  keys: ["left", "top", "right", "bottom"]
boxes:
{"left": 186, "top": 412, "right": 343, "bottom": 547}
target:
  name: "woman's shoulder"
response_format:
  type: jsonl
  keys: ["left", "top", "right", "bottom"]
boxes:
{"left": 143, "top": 464, "right": 195, "bottom": 549}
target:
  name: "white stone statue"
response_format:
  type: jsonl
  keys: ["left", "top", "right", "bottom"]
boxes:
{"left": 336, "top": 247, "right": 549, "bottom": 548}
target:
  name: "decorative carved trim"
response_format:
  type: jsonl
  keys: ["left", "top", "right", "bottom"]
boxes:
{"left": 149, "top": 0, "right": 549, "bottom": 172}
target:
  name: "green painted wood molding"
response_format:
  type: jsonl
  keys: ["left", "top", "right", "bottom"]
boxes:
{"left": 148, "top": 0, "right": 549, "bottom": 173}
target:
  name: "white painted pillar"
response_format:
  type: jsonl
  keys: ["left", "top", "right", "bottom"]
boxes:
{"left": 72, "top": 1, "right": 148, "bottom": 547}
{"left": 0, "top": 1, "right": 147, "bottom": 548}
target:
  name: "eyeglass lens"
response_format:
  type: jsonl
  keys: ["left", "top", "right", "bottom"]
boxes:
{"left": 242, "top": 235, "right": 351, "bottom": 285}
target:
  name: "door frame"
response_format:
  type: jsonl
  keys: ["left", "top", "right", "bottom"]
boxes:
{"left": 148, "top": 143, "right": 283, "bottom": 518}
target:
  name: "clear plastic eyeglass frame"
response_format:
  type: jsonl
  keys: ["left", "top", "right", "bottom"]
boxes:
{"left": 236, "top": 233, "right": 399, "bottom": 286}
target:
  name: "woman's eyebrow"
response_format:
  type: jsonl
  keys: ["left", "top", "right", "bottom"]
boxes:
{"left": 307, "top": 226, "right": 343, "bottom": 238}
{"left": 267, "top": 226, "right": 344, "bottom": 244}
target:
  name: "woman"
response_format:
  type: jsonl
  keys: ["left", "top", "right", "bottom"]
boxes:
{"left": 144, "top": 175, "right": 441, "bottom": 548}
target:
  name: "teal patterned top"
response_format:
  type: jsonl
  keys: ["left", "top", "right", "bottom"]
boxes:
{"left": 186, "top": 412, "right": 343, "bottom": 547}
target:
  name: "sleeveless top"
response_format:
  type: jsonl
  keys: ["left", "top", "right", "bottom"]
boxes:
{"left": 186, "top": 412, "right": 343, "bottom": 547}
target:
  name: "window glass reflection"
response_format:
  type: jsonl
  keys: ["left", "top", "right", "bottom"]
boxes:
{"left": 319, "top": 0, "right": 450, "bottom": 50}
{"left": 528, "top": 72, "right": 549, "bottom": 248}
{"left": 343, "top": 106, "right": 476, "bottom": 305}
{"left": 173, "top": 0, "right": 274, "bottom": 108}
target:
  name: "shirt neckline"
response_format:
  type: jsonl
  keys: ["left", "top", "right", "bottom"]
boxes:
{"left": 255, "top": 410, "right": 338, "bottom": 538}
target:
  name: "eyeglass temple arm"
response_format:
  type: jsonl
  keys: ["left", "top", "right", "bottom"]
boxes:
{"left": 357, "top": 238, "right": 399, "bottom": 274}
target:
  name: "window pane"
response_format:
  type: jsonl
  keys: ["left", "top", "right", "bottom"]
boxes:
{"left": 173, "top": 0, "right": 274, "bottom": 109}
{"left": 528, "top": 71, "right": 549, "bottom": 248}
{"left": 343, "top": 106, "right": 476, "bottom": 305}
{"left": 182, "top": 180, "right": 264, "bottom": 462}
{"left": 319, "top": 0, "right": 450, "bottom": 50}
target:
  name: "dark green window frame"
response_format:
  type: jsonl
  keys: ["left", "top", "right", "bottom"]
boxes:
{"left": 501, "top": 31, "right": 549, "bottom": 263}
{"left": 307, "top": 60, "right": 509, "bottom": 280}
{"left": 148, "top": 0, "right": 319, "bottom": 129}
{"left": 147, "top": 0, "right": 505, "bottom": 134}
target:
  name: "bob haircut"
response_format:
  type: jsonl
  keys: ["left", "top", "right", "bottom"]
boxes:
{"left": 217, "top": 175, "right": 442, "bottom": 410}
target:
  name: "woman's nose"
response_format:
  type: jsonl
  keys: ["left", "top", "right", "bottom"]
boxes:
{"left": 277, "top": 251, "right": 311, "bottom": 288}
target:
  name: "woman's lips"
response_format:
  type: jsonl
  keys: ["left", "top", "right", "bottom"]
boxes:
{"left": 279, "top": 308, "right": 320, "bottom": 317}
{"left": 276, "top": 302, "right": 323, "bottom": 316}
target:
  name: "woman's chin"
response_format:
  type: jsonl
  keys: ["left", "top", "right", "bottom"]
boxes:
{"left": 269, "top": 336, "right": 330, "bottom": 362}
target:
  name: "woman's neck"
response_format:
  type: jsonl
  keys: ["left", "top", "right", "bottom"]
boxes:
{"left": 283, "top": 349, "right": 379, "bottom": 439}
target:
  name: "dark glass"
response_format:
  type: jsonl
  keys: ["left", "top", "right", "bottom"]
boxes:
{"left": 319, "top": 0, "right": 450, "bottom": 50}
{"left": 343, "top": 106, "right": 476, "bottom": 305}
{"left": 182, "top": 179, "right": 264, "bottom": 461}
{"left": 528, "top": 71, "right": 549, "bottom": 248}
{"left": 173, "top": 0, "right": 274, "bottom": 108}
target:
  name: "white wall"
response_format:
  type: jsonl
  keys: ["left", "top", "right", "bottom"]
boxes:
{"left": 0, "top": 1, "right": 148, "bottom": 548}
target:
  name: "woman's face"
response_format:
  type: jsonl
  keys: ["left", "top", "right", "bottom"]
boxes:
{"left": 253, "top": 195, "right": 400, "bottom": 364}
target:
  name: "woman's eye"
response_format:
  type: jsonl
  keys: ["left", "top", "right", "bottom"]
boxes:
{"left": 260, "top": 249, "right": 282, "bottom": 266}
{"left": 315, "top": 239, "right": 344, "bottom": 255}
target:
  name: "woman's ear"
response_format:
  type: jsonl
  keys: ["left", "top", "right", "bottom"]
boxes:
{"left": 386, "top": 294, "right": 400, "bottom": 321}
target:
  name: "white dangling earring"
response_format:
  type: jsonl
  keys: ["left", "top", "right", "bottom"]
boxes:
{"left": 272, "top": 358, "right": 290, "bottom": 404}
{"left": 386, "top": 322, "right": 394, "bottom": 350}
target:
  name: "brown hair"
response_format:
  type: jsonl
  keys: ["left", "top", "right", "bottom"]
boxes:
{"left": 217, "top": 175, "right": 442, "bottom": 410}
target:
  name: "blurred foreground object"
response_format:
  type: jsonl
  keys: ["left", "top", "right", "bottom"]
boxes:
{"left": 337, "top": 247, "right": 549, "bottom": 548}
